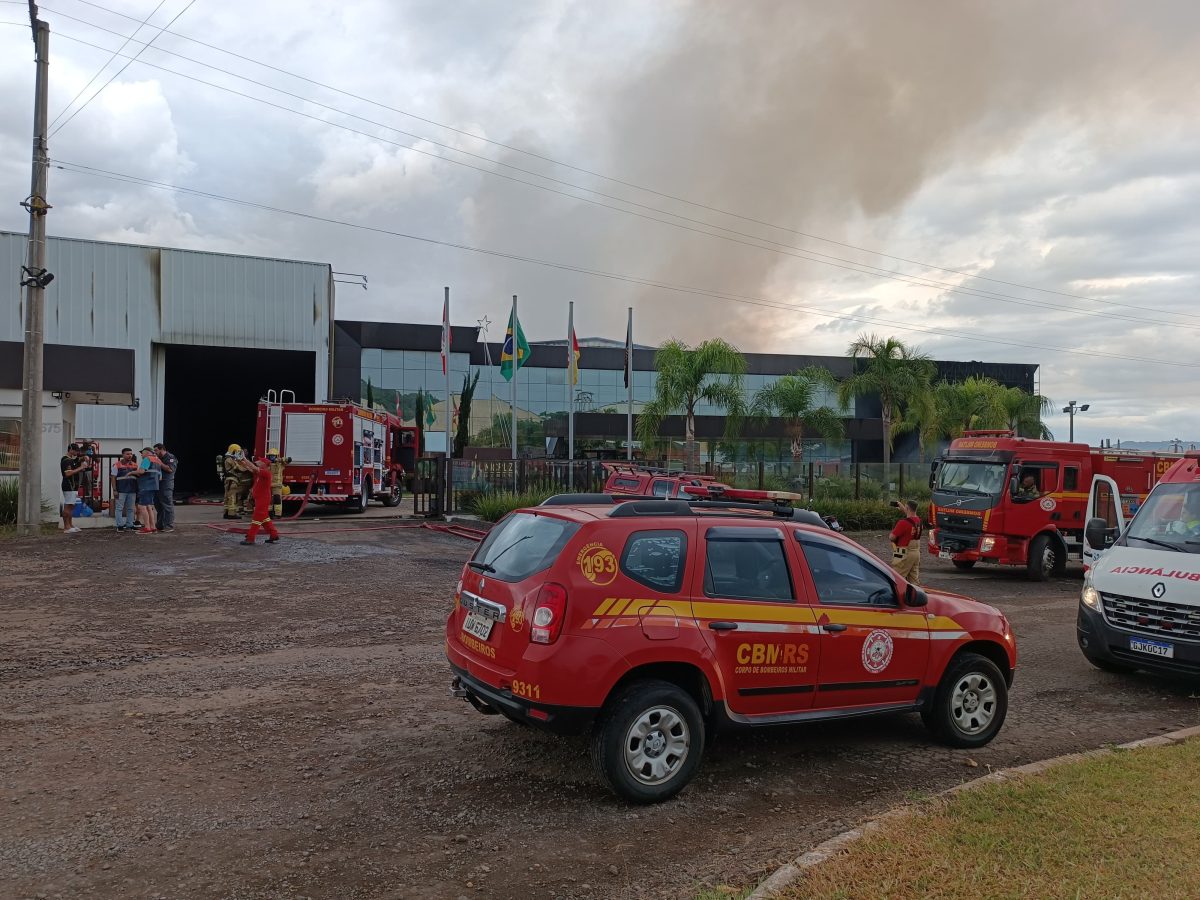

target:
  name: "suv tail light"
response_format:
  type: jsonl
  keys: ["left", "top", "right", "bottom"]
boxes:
{"left": 530, "top": 583, "right": 568, "bottom": 644}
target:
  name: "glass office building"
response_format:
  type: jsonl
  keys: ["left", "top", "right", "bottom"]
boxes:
{"left": 335, "top": 321, "right": 1039, "bottom": 465}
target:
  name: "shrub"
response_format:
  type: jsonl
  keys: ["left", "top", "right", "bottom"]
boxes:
{"left": 468, "top": 490, "right": 557, "bottom": 522}
{"left": 805, "top": 499, "right": 930, "bottom": 532}
{"left": 0, "top": 478, "right": 16, "bottom": 526}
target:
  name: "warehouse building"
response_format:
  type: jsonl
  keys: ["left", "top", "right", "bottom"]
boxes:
{"left": 0, "top": 231, "right": 333, "bottom": 497}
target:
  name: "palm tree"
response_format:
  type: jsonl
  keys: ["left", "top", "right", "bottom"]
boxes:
{"left": 1002, "top": 386, "right": 1054, "bottom": 439}
{"left": 837, "top": 334, "right": 936, "bottom": 490}
{"left": 636, "top": 338, "right": 747, "bottom": 471}
{"left": 750, "top": 368, "right": 845, "bottom": 452}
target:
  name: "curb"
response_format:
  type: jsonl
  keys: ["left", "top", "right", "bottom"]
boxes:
{"left": 748, "top": 724, "right": 1200, "bottom": 899}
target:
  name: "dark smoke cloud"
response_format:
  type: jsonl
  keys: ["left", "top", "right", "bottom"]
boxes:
{"left": 463, "top": 0, "right": 1200, "bottom": 350}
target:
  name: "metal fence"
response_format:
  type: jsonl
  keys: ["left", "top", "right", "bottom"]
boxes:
{"left": 706, "top": 461, "right": 933, "bottom": 501}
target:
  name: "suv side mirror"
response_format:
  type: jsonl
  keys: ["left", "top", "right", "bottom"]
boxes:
{"left": 904, "top": 584, "right": 928, "bottom": 607}
{"left": 1085, "top": 516, "right": 1116, "bottom": 549}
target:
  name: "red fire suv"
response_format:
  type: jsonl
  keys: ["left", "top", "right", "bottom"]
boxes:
{"left": 446, "top": 493, "right": 1017, "bottom": 802}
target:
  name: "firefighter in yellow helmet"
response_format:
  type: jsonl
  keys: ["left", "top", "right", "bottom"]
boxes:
{"left": 266, "top": 448, "right": 292, "bottom": 517}
{"left": 221, "top": 443, "right": 251, "bottom": 519}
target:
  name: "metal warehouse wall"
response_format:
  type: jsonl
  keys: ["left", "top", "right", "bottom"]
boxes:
{"left": 0, "top": 231, "right": 332, "bottom": 442}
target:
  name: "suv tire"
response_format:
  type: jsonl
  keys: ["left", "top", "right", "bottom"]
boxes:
{"left": 952, "top": 560, "right": 976, "bottom": 571}
{"left": 591, "top": 679, "right": 704, "bottom": 804}
{"left": 921, "top": 651, "right": 1008, "bottom": 749}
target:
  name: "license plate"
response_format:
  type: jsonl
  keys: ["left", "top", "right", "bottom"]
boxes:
{"left": 1129, "top": 637, "right": 1174, "bottom": 659}
{"left": 462, "top": 612, "right": 494, "bottom": 641}
{"left": 939, "top": 550, "right": 953, "bottom": 560}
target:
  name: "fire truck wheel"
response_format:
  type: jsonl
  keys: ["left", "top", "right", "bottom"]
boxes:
{"left": 591, "top": 679, "right": 705, "bottom": 804}
{"left": 1026, "top": 534, "right": 1056, "bottom": 581}
{"left": 380, "top": 479, "right": 402, "bottom": 507}
{"left": 952, "top": 560, "right": 977, "bottom": 571}
{"left": 346, "top": 479, "right": 371, "bottom": 513}
{"left": 921, "top": 651, "right": 1008, "bottom": 749}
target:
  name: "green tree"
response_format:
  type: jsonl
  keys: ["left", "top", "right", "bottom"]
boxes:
{"left": 1002, "top": 386, "right": 1054, "bottom": 439}
{"left": 473, "top": 413, "right": 547, "bottom": 450}
{"left": 453, "top": 370, "right": 481, "bottom": 458}
{"left": 750, "top": 368, "right": 845, "bottom": 449}
{"left": 837, "top": 334, "right": 936, "bottom": 490}
{"left": 636, "top": 338, "right": 747, "bottom": 471}
{"left": 366, "top": 378, "right": 376, "bottom": 410}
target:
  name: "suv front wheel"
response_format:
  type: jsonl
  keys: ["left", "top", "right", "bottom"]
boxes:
{"left": 591, "top": 680, "right": 704, "bottom": 804}
{"left": 921, "top": 652, "right": 1008, "bottom": 748}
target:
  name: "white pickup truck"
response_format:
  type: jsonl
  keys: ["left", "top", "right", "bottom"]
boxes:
{"left": 1077, "top": 453, "right": 1200, "bottom": 678}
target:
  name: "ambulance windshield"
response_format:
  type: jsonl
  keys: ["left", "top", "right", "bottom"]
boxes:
{"left": 1124, "top": 484, "right": 1200, "bottom": 554}
{"left": 935, "top": 461, "right": 1007, "bottom": 498}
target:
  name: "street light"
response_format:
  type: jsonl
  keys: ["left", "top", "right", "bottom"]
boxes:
{"left": 1062, "top": 401, "right": 1089, "bottom": 442}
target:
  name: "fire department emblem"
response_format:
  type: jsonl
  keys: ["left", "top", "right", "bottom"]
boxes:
{"left": 862, "top": 629, "right": 894, "bottom": 674}
{"left": 509, "top": 606, "right": 525, "bottom": 633}
{"left": 1152, "top": 582, "right": 1166, "bottom": 599}
{"left": 332, "top": 417, "right": 344, "bottom": 428}
{"left": 331, "top": 434, "right": 344, "bottom": 446}
{"left": 1040, "top": 497, "right": 1057, "bottom": 512}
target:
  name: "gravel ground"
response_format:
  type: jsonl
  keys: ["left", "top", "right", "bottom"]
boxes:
{"left": 2, "top": 516, "right": 1198, "bottom": 900}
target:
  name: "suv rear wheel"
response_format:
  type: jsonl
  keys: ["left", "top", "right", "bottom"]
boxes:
{"left": 590, "top": 680, "right": 704, "bottom": 804}
{"left": 921, "top": 651, "right": 1008, "bottom": 749}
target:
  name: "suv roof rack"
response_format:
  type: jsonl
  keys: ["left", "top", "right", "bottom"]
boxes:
{"left": 608, "top": 497, "right": 832, "bottom": 528}
{"left": 540, "top": 493, "right": 654, "bottom": 506}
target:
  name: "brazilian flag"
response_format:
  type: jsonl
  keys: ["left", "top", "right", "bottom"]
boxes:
{"left": 500, "top": 307, "right": 530, "bottom": 382}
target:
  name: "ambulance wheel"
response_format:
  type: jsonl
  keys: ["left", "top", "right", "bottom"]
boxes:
{"left": 1026, "top": 534, "right": 1056, "bottom": 581}
{"left": 952, "top": 560, "right": 976, "bottom": 571}
{"left": 922, "top": 652, "right": 1008, "bottom": 749}
{"left": 591, "top": 679, "right": 704, "bottom": 804}
{"left": 380, "top": 479, "right": 402, "bottom": 507}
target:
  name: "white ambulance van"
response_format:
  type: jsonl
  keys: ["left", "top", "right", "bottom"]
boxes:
{"left": 1077, "top": 453, "right": 1200, "bottom": 678}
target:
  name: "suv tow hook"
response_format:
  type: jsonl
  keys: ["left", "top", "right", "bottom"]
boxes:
{"left": 450, "top": 675, "right": 468, "bottom": 699}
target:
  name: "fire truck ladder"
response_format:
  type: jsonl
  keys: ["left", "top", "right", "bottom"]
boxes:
{"left": 264, "top": 389, "right": 296, "bottom": 451}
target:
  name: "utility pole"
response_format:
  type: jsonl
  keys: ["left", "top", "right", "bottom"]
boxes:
{"left": 17, "top": 2, "right": 51, "bottom": 537}
{"left": 1062, "top": 400, "right": 1089, "bottom": 444}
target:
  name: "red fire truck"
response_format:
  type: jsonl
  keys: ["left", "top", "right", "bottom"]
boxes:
{"left": 254, "top": 395, "right": 418, "bottom": 512}
{"left": 928, "top": 431, "right": 1179, "bottom": 580}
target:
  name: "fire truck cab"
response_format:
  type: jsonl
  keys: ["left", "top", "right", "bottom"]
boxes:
{"left": 928, "top": 431, "right": 1178, "bottom": 581}
{"left": 255, "top": 395, "right": 418, "bottom": 512}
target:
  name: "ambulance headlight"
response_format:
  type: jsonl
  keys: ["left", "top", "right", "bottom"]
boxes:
{"left": 1081, "top": 574, "right": 1101, "bottom": 610}
{"left": 979, "top": 537, "right": 996, "bottom": 553}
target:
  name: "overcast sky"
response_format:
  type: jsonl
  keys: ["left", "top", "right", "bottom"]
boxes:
{"left": 3, "top": 0, "right": 1199, "bottom": 445}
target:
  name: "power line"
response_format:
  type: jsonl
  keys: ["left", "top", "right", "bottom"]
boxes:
{"left": 43, "top": 0, "right": 1200, "bottom": 323}
{"left": 50, "top": 160, "right": 1200, "bottom": 371}
{"left": 37, "top": 27, "right": 1200, "bottom": 334}
{"left": 45, "top": 0, "right": 167, "bottom": 132}
{"left": 48, "top": 0, "right": 197, "bottom": 138}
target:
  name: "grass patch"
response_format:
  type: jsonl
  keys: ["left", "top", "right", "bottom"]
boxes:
{"left": 467, "top": 490, "right": 557, "bottom": 522}
{"left": 785, "top": 738, "right": 1200, "bottom": 900}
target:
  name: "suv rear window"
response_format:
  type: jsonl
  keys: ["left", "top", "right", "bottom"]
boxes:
{"left": 470, "top": 512, "right": 580, "bottom": 582}
{"left": 651, "top": 480, "right": 673, "bottom": 498}
{"left": 703, "top": 527, "right": 794, "bottom": 602}
{"left": 621, "top": 530, "right": 687, "bottom": 592}
{"left": 612, "top": 477, "right": 641, "bottom": 490}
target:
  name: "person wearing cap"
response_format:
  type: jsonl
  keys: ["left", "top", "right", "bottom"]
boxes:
{"left": 889, "top": 499, "right": 924, "bottom": 584}
{"left": 237, "top": 453, "right": 280, "bottom": 546}
{"left": 153, "top": 442, "right": 179, "bottom": 532}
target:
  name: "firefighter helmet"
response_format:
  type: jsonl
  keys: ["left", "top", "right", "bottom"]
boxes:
{"left": 268, "top": 448, "right": 281, "bottom": 457}
{"left": 227, "top": 443, "right": 242, "bottom": 453}
{"left": 281, "top": 485, "right": 291, "bottom": 496}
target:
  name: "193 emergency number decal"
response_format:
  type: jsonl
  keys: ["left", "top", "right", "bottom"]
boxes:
{"left": 577, "top": 542, "right": 618, "bottom": 586}
{"left": 862, "top": 630, "right": 894, "bottom": 673}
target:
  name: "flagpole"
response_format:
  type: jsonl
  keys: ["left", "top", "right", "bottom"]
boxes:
{"left": 511, "top": 294, "right": 518, "bottom": 492}
{"left": 444, "top": 286, "right": 452, "bottom": 513}
{"left": 567, "top": 300, "right": 575, "bottom": 489}
{"left": 626, "top": 306, "right": 634, "bottom": 461}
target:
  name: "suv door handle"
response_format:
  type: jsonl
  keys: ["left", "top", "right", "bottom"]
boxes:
{"left": 821, "top": 623, "right": 848, "bottom": 633}
{"left": 708, "top": 621, "right": 738, "bottom": 631}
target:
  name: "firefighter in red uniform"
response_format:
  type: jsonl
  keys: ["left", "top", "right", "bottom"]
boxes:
{"left": 889, "top": 499, "right": 923, "bottom": 583}
{"left": 237, "top": 455, "right": 280, "bottom": 546}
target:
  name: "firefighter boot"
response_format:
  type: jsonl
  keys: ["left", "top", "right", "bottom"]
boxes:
{"left": 223, "top": 479, "right": 241, "bottom": 518}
